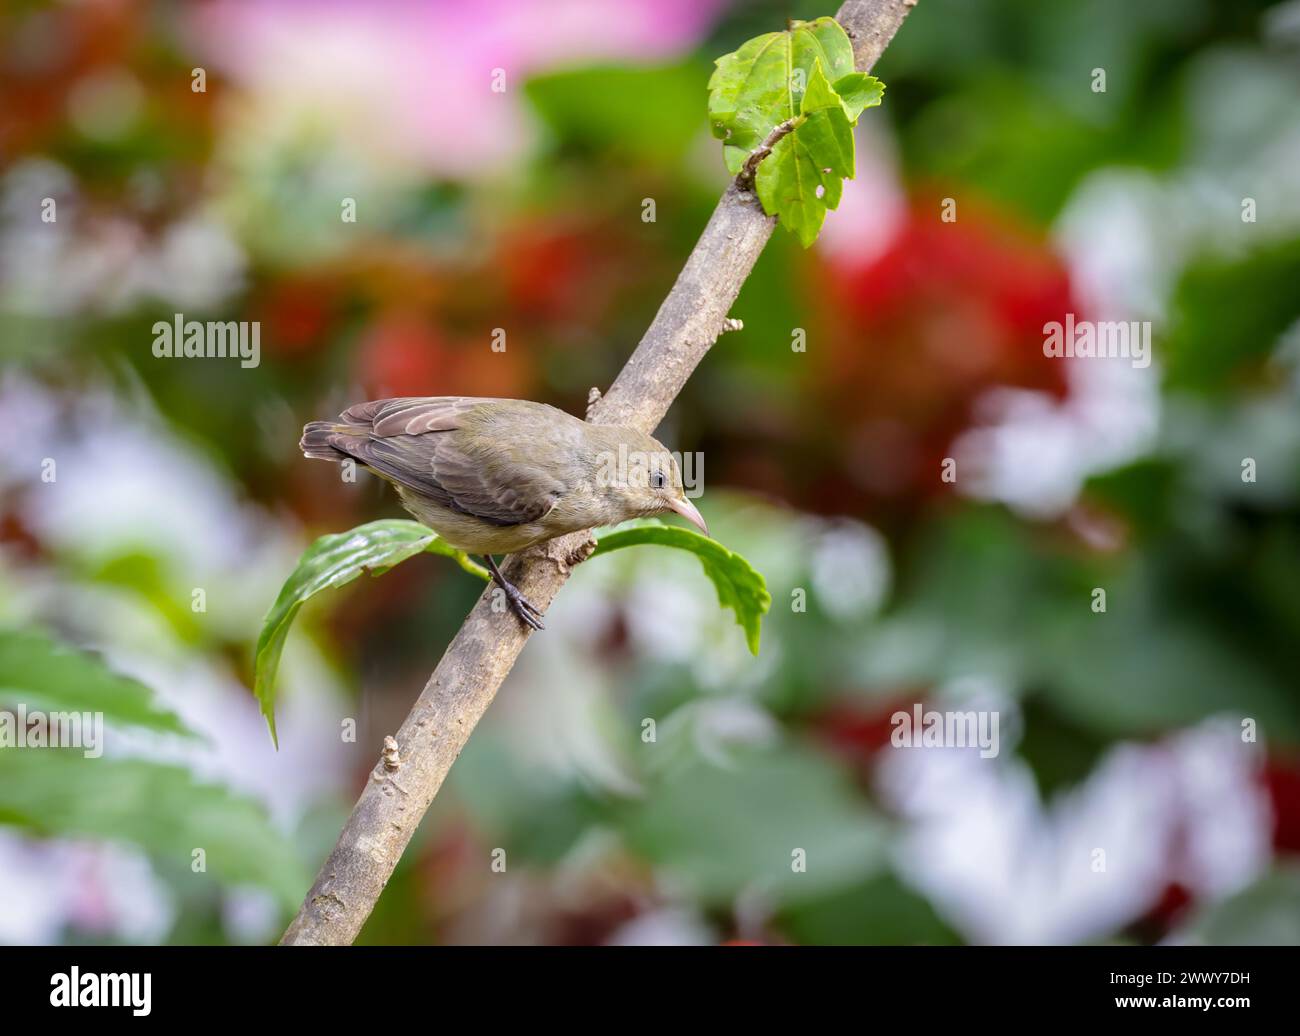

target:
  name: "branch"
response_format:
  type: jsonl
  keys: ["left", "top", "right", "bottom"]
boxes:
{"left": 738, "top": 117, "right": 798, "bottom": 189}
{"left": 279, "top": 0, "right": 918, "bottom": 946}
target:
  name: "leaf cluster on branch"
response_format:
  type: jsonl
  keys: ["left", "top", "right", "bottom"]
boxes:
{"left": 708, "top": 16, "right": 885, "bottom": 246}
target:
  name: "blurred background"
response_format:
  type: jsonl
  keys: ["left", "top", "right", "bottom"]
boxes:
{"left": 2, "top": 0, "right": 1299, "bottom": 946}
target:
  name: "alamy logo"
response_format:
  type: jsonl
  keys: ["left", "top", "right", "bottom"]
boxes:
{"left": 890, "top": 704, "right": 1000, "bottom": 759}
{"left": 595, "top": 443, "right": 704, "bottom": 498}
{"left": 50, "top": 968, "right": 151, "bottom": 1016}
{"left": 1043, "top": 313, "right": 1151, "bottom": 369}
{"left": 152, "top": 313, "right": 261, "bottom": 368}
{"left": 0, "top": 705, "right": 103, "bottom": 758}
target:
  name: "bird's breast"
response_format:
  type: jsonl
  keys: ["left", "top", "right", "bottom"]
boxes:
{"left": 395, "top": 488, "right": 554, "bottom": 555}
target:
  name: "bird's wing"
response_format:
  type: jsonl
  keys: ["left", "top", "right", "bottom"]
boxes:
{"left": 426, "top": 433, "right": 565, "bottom": 526}
{"left": 341, "top": 396, "right": 513, "bottom": 436}
{"left": 321, "top": 397, "right": 566, "bottom": 527}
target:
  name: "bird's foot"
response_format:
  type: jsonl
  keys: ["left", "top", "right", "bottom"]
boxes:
{"left": 503, "top": 583, "right": 545, "bottom": 631}
{"left": 484, "top": 556, "right": 546, "bottom": 631}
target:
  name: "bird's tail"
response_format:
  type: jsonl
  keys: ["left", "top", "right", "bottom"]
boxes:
{"left": 300, "top": 411, "right": 449, "bottom": 505}
{"left": 300, "top": 420, "right": 367, "bottom": 462}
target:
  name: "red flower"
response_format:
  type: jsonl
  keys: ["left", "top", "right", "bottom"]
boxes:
{"left": 1262, "top": 758, "right": 1300, "bottom": 855}
{"left": 811, "top": 193, "right": 1077, "bottom": 504}
{"left": 256, "top": 278, "right": 335, "bottom": 356}
{"left": 355, "top": 312, "right": 453, "bottom": 398}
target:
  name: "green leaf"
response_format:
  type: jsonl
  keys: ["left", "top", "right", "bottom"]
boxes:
{"left": 832, "top": 71, "right": 885, "bottom": 122}
{"left": 619, "top": 744, "right": 889, "bottom": 906}
{"left": 254, "top": 520, "right": 488, "bottom": 746}
{"left": 0, "top": 750, "right": 308, "bottom": 909}
{"left": 755, "top": 59, "right": 855, "bottom": 248}
{"left": 1163, "top": 239, "right": 1300, "bottom": 393}
{"left": 524, "top": 61, "right": 708, "bottom": 166}
{"left": 707, "top": 16, "right": 856, "bottom": 175}
{"left": 778, "top": 872, "right": 963, "bottom": 946}
{"left": 0, "top": 627, "right": 192, "bottom": 737}
{"left": 801, "top": 58, "right": 858, "bottom": 176}
{"left": 591, "top": 523, "right": 771, "bottom": 654}
{"left": 862, "top": 507, "right": 1300, "bottom": 740}
{"left": 1173, "top": 866, "right": 1300, "bottom": 945}
{"left": 708, "top": 18, "right": 885, "bottom": 247}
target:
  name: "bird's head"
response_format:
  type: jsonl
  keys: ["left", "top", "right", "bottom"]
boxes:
{"left": 595, "top": 429, "right": 708, "bottom": 536}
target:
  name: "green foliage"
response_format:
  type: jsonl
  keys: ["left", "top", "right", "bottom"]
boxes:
{"left": 448, "top": 734, "right": 606, "bottom": 866}
{"left": 591, "top": 523, "right": 772, "bottom": 654}
{"left": 862, "top": 508, "right": 1300, "bottom": 743}
{"left": 525, "top": 61, "right": 709, "bottom": 166}
{"left": 1163, "top": 239, "right": 1300, "bottom": 393}
{"left": 255, "top": 518, "right": 772, "bottom": 743}
{"left": 778, "top": 872, "right": 964, "bottom": 945}
{"left": 904, "top": 79, "right": 1116, "bottom": 225}
{"left": 707, "top": 16, "right": 884, "bottom": 246}
{"left": 707, "top": 16, "right": 857, "bottom": 172}
{"left": 1013, "top": 696, "right": 1111, "bottom": 800}
{"left": 618, "top": 743, "right": 889, "bottom": 905}
{"left": 0, "top": 627, "right": 192, "bottom": 737}
{"left": 755, "top": 61, "right": 854, "bottom": 247}
{"left": 1175, "top": 867, "right": 1300, "bottom": 945}
{"left": 0, "top": 628, "right": 304, "bottom": 910}
{"left": 833, "top": 72, "right": 887, "bottom": 121}
{"left": 253, "top": 519, "right": 488, "bottom": 746}
{"left": 0, "top": 751, "right": 308, "bottom": 910}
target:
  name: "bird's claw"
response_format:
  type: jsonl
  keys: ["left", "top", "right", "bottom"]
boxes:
{"left": 484, "top": 555, "right": 545, "bottom": 631}
{"left": 506, "top": 587, "right": 545, "bottom": 631}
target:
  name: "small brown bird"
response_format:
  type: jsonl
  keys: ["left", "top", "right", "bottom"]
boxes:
{"left": 301, "top": 396, "right": 707, "bottom": 630}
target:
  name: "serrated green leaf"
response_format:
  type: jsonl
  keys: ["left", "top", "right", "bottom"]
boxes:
{"left": 755, "top": 136, "right": 828, "bottom": 248}
{"left": 707, "top": 16, "right": 856, "bottom": 175}
{"left": 0, "top": 627, "right": 192, "bottom": 737}
{"left": 708, "top": 18, "right": 886, "bottom": 247}
{"left": 591, "top": 523, "right": 771, "bottom": 654}
{"left": 832, "top": 72, "right": 885, "bottom": 122}
{"left": 0, "top": 750, "right": 308, "bottom": 909}
{"left": 254, "top": 519, "right": 488, "bottom": 746}
{"left": 798, "top": 58, "right": 856, "bottom": 179}
{"left": 755, "top": 60, "right": 854, "bottom": 248}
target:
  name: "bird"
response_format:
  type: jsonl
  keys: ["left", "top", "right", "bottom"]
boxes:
{"left": 300, "top": 396, "right": 708, "bottom": 630}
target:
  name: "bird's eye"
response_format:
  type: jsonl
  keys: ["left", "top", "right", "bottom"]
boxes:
{"left": 650, "top": 470, "right": 666, "bottom": 489}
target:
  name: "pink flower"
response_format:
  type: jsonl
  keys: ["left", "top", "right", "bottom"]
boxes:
{"left": 191, "top": 0, "right": 727, "bottom": 178}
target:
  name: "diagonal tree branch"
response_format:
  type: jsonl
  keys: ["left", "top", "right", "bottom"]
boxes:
{"left": 280, "top": 0, "right": 918, "bottom": 946}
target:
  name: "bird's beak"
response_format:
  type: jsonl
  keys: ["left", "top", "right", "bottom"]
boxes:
{"left": 665, "top": 495, "right": 709, "bottom": 536}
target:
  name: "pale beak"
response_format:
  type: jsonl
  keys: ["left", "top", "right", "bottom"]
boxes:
{"left": 665, "top": 495, "right": 709, "bottom": 536}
